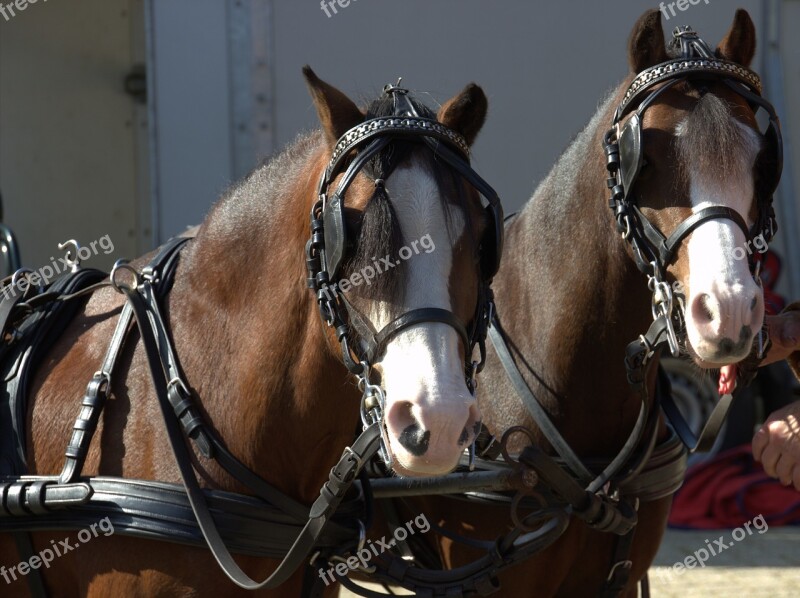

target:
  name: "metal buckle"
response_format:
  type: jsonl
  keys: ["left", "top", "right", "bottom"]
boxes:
{"left": 358, "top": 363, "right": 392, "bottom": 469}
{"left": 110, "top": 260, "right": 140, "bottom": 294}
{"left": 339, "top": 446, "right": 363, "bottom": 474}
{"left": 10, "top": 268, "right": 33, "bottom": 293}
{"left": 620, "top": 214, "right": 632, "bottom": 241}
{"left": 91, "top": 370, "right": 112, "bottom": 392}
{"left": 167, "top": 377, "right": 191, "bottom": 398}
{"left": 607, "top": 559, "right": 633, "bottom": 582}
{"left": 648, "top": 266, "right": 680, "bottom": 357}
{"left": 141, "top": 266, "right": 159, "bottom": 284}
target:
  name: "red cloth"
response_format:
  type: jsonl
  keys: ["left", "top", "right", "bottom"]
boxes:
{"left": 669, "top": 445, "right": 800, "bottom": 529}
{"left": 755, "top": 251, "right": 785, "bottom": 314}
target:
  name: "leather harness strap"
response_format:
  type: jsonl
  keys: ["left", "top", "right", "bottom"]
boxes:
{"left": 488, "top": 322, "right": 594, "bottom": 483}
{"left": 125, "top": 272, "right": 381, "bottom": 588}
{"left": 0, "top": 236, "right": 384, "bottom": 593}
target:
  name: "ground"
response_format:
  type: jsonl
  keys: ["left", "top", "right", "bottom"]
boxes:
{"left": 339, "top": 526, "right": 800, "bottom": 597}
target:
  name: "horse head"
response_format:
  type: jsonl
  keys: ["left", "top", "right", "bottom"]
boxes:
{"left": 304, "top": 68, "right": 502, "bottom": 476}
{"left": 614, "top": 9, "right": 781, "bottom": 380}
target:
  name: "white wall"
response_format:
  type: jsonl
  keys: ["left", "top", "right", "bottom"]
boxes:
{"left": 3, "top": 0, "right": 796, "bottom": 299}
{"left": 271, "top": 0, "right": 764, "bottom": 214}
{"left": 0, "top": 0, "right": 146, "bottom": 270}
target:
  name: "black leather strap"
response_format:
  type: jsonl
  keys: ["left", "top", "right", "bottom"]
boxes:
{"left": 13, "top": 531, "right": 48, "bottom": 598}
{"left": 598, "top": 526, "right": 636, "bottom": 598}
{"left": 59, "top": 302, "right": 132, "bottom": 484}
{"left": 122, "top": 279, "right": 383, "bottom": 589}
{"left": 662, "top": 206, "right": 749, "bottom": 265}
{"left": 372, "top": 308, "right": 470, "bottom": 362}
{"left": 660, "top": 374, "right": 734, "bottom": 453}
{"left": 487, "top": 319, "right": 594, "bottom": 483}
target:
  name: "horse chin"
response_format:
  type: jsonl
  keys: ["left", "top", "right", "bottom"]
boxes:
{"left": 387, "top": 449, "right": 461, "bottom": 478}
{"left": 684, "top": 341, "right": 747, "bottom": 395}
{"left": 684, "top": 322, "right": 755, "bottom": 369}
{"left": 686, "top": 343, "right": 747, "bottom": 369}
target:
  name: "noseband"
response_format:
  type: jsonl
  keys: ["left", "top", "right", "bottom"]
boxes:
{"left": 604, "top": 26, "right": 783, "bottom": 356}
{"left": 305, "top": 83, "right": 504, "bottom": 467}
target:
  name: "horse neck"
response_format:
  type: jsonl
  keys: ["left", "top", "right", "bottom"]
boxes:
{"left": 164, "top": 135, "right": 360, "bottom": 503}
{"left": 491, "top": 87, "right": 656, "bottom": 455}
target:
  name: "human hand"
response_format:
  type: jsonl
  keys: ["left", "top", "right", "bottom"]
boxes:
{"left": 752, "top": 400, "right": 800, "bottom": 490}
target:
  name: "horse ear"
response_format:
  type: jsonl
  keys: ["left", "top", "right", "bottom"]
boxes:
{"left": 716, "top": 9, "right": 756, "bottom": 67}
{"left": 628, "top": 9, "right": 668, "bottom": 73}
{"left": 437, "top": 83, "right": 488, "bottom": 147}
{"left": 303, "top": 66, "right": 364, "bottom": 147}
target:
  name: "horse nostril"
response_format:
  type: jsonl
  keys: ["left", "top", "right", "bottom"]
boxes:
{"left": 399, "top": 422, "right": 430, "bottom": 457}
{"left": 717, "top": 337, "right": 734, "bottom": 355}
{"left": 739, "top": 326, "right": 752, "bottom": 342}
{"left": 700, "top": 295, "right": 714, "bottom": 322}
{"left": 693, "top": 293, "right": 715, "bottom": 324}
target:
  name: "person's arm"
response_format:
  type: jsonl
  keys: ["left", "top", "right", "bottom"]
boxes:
{"left": 752, "top": 302, "right": 800, "bottom": 490}
{"left": 761, "top": 302, "right": 800, "bottom": 380}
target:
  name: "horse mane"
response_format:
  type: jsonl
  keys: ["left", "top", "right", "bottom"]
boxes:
{"left": 341, "top": 93, "right": 469, "bottom": 300}
{"left": 676, "top": 90, "right": 761, "bottom": 190}
{"left": 183, "top": 90, "right": 470, "bottom": 306}
{"left": 515, "top": 91, "right": 620, "bottom": 266}
{"left": 197, "top": 129, "right": 323, "bottom": 246}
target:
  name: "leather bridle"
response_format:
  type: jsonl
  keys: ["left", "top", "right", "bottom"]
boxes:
{"left": 604, "top": 26, "right": 783, "bottom": 357}
{"left": 305, "top": 83, "right": 504, "bottom": 468}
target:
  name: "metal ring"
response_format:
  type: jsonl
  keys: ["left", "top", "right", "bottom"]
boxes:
{"left": 500, "top": 426, "right": 537, "bottom": 465}
{"left": 10, "top": 268, "right": 33, "bottom": 288}
{"left": 92, "top": 370, "right": 112, "bottom": 391}
{"left": 510, "top": 490, "right": 550, "bottom": 533}
{"left": 356, "top": 519, "right": 367, "bottom": 553}
{"left": 110, "top": 260, "right": 140, "bottom": 294}
{"left": 57, "top": 239, "right": 82, "bottom": 271}
{"left": 167, "top": 377, "right": 190, "bottom": 397}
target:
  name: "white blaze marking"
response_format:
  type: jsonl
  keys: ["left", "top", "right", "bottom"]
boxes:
{"left": 680, "top": 117, "right": 764, "bottom": 359}
{"left": 370, "top": 157, "right": 468, "bottom": 404}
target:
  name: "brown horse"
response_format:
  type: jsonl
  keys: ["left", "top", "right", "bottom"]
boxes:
{"left": 382, "top": 9, "right": 779, "bottom": 598}
{"left": 0, "top": 69, "right": 499, "bottom": 596}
